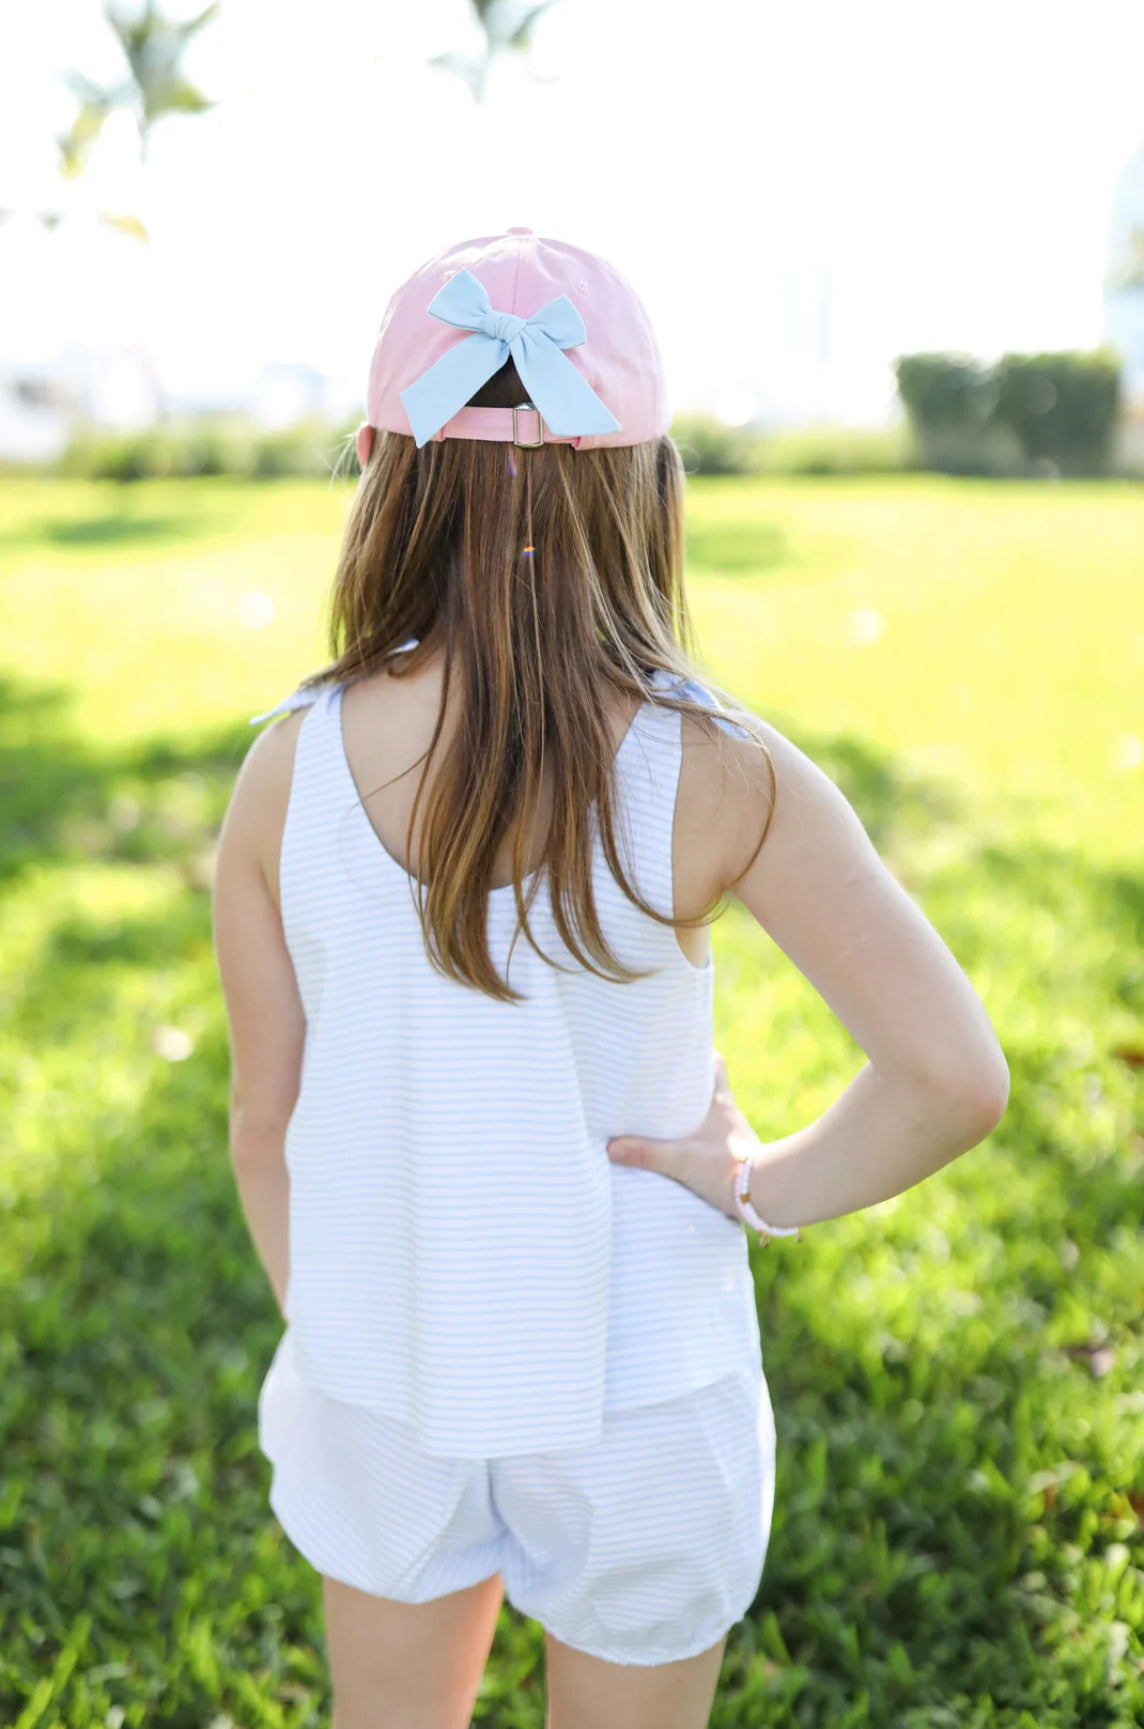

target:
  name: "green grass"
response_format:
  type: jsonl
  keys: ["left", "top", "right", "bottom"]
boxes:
{"left": 1, "top": 473, "right": 1142, "bottom": 1727}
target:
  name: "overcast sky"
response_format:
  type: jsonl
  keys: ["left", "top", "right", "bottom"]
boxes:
{"left": 4, "top": 0, "right": 1144, "bottom": 424}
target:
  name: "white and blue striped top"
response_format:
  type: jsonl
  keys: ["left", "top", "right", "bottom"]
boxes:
{"left": 251, "top": 650, "right": 762, "bottom": 1459}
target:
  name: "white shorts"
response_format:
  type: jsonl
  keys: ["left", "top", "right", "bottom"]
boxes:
{"left": 257, "top": 1326, "right": 777, "bottom": 1667}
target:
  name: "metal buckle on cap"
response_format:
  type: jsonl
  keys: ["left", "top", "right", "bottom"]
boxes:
{"left": 511, "top": 403, "right": 545, "bottom": 448}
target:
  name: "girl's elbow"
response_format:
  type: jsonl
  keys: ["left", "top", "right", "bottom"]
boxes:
{"left": 936, "top": 1054, "right": 1010, "bottom": 1141}
{"left": 229, "top": 1102, "right": 292, "bottom": 1166}
{"left": 973, "top": 1045, "right": 1010, "bottom": 1126}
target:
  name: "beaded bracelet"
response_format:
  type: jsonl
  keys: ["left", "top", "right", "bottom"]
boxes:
{"left": 732, "top": 1154, "right": 803, "bottom": 1246}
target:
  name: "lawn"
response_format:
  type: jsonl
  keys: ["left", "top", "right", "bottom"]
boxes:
{"left": 1, "top": 472, "right": 1142, "bottom": 1728}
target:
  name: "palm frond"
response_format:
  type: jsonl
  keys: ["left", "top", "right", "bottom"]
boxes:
{"left": 508, "top": 1, "right": 555, "bottom": 49}
{"left": 97, "top": 210, "right": 150, "bottom": 244}
{"left": 172, "top": 1, "right": 222, "bottom": 45}
{"left": 428, "top": 50, "right": 488, "bottom": 102}
{"left": 56, "top": 102, "right": 113, "bottom": 180}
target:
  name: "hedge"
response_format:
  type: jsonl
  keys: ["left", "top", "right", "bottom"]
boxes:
{"left": 895, "top": 350, "right": 1123, "bottom": 476}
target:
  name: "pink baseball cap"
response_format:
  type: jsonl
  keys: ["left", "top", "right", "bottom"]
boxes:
{"left": 356, "top": 226, "right": 669, "bottom": 464}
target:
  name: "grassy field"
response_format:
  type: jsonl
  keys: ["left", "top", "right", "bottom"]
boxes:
{"left": 1, "top": 472, "right": 1142, "bottom": 1727}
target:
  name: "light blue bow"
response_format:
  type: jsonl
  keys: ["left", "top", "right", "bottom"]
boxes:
{"left": 399, "top": 268, "right": 621, "bottom": 448}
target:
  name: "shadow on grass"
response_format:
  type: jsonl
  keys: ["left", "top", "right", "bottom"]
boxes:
{"left": 686, "top": 519, "right": 796, "bottom": 577}
{"left": 0, "top": 670, "right": 251, "bottom": 888}
{"left": 0, "top": 507, "right": 228, "bottom": 556}
{"left": 2, "top": 669, "right": 1142, "bottom": 1724}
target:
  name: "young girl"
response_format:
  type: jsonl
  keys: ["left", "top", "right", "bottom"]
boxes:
{"left": 212, "top": 227, "right": 1009, "bottom": 1729}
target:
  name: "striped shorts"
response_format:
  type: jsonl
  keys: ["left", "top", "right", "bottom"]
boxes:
{"left": 257, "top": 1327, "right": 777, "bottom": 1667}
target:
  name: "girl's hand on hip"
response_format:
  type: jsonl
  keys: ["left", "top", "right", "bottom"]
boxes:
{"left": 605, "top": 1051, "right": 756, "bottom": 1222}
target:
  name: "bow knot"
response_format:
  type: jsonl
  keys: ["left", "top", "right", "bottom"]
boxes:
{"left": 479, "top": 308, "right": 526, "bottom": 346}
{"left": 399, "top": 267, "right": 621, "bottom": 448}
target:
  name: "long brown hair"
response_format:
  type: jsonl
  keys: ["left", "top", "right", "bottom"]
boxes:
{"left": 305, "top": 362, "right": 775, "bottom": 1002}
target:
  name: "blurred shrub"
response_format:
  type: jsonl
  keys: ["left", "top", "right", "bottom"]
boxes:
{"left": 894, "top": 352, "right": 1012, "bottom": 474}
{"left": 895, "top": 349, "right": 1125, "bottom": 476}
{"left": 670, "top": 413, "right": 765, "bottom": 475}
{"left": 672, "top": 415, "right": 915, "bottom": 477}
{"left": 755, "top": 423, "right": 912, "bottom": 475}
{"left": 993, "top": 350, "right": 1122, "bottom": 476}
{"left": 53, "top": 416, "right": 361, "bottom": 482}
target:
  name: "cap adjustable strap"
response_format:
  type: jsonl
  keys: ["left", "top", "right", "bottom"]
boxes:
{"left": 427, "top": 405, "right": 581, "bottom": 447}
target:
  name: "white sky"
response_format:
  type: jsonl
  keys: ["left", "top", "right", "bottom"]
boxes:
{"left": 3, "top": 0, "right": 1144, "bottom": 424}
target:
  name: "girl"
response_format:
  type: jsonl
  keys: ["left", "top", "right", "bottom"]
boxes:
{"left": 212, "top": 227, "right": 1009, "bottom": 1729}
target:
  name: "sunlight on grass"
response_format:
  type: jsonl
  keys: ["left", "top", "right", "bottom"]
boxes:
{"left": 1, "top": 474, "right": 1142, "bottom": 1725}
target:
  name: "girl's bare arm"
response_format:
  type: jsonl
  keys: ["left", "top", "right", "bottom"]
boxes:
{"left": 211, "top": 718, "right": 306, "bottom": 1312}
{"left": 608, "top": 718, "right": 1010, "bottom": 1223}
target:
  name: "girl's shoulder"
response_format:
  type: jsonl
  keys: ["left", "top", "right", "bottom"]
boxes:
{"left": 248, "top": 639, "right": 421, "bottom": 728}
{"left": 218, "top": 698, "right": 316, "bottom": 913}
{"left": 652, "top": 671, "right": 780, "bottom": 902}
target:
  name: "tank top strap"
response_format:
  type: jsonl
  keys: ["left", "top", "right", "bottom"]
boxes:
{"left": 248, "top": 682, "right": 337, "bottom": 727}
{"left": 667, "top": 671, "right": 757, "bottom": 741}
{"left": 614, "top": 669, "right": 755, "bottom": 923}
{"left": 248, "top": 638, "right": 420, "bottom": 728}
{"left": 249, "top": 682, "right": 352, "bottom": 850}
{"left": 609, "top": 670, "right": 683, "bottom": 922}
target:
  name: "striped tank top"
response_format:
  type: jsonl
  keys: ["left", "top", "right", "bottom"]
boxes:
{"left": 251, "top": 648, "right": 762, "bottom": 1459}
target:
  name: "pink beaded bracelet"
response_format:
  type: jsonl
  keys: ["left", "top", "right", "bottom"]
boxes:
{"left": 733, "top": 1155, "right": 803, "bottom": 1246}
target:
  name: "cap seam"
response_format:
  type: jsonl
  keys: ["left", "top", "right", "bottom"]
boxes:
{"left": 509, "top": 230, "right": 524, "bottom": 317}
